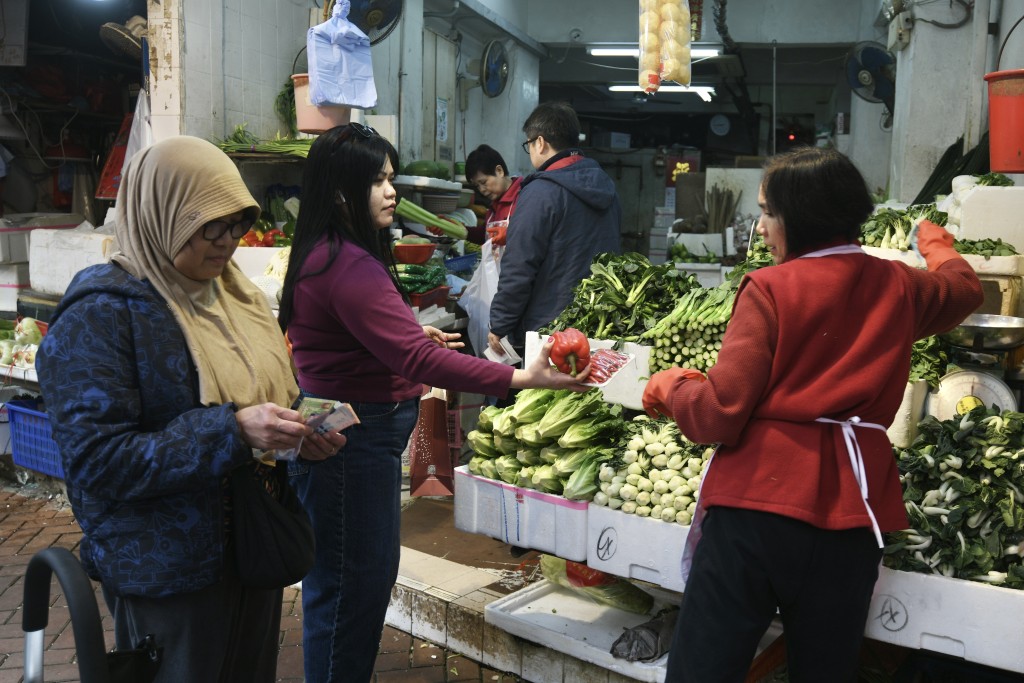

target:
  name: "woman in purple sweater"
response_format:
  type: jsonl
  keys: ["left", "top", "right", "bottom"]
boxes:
{"left": 278, "top": 122, "right": 589, "bottom": 683}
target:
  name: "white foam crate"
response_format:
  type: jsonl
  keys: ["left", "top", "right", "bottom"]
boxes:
{"left": 863, "top": 246, "right": 1024, "bottom": 276}
{"left": 675, "top": 262, "right": 724, "bottom": 288}
{"left": 485, "top": 580, "right": 783, "bottom": 683}
{"left": 865, "top": 566, "right": 1024, "bottom": 672}
{"left": 29, "top": 221, "right": 115, "bottom": 296}
{"left": 453, "top": 465, "right": 588, "bottom": 561}
{"left": 586, "top": 503, "right": 690, "bottom": 593}
{"left": 523, "top": 331, "right": 651, "bottom": 411}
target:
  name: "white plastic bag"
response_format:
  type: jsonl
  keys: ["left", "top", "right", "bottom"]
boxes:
{"left": 458, "top": 242, "right": 501, "bottom": 357}
{"left": 124, "top": 91, "right": 153, "bottom": 166}
{"left": 307, "top": 0, "right": 378, "bottom": 109}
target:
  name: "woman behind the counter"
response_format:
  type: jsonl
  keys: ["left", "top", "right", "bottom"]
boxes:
{"left": 643, "top": 147, "right": 983, "bottom": 682}
{"left": 278, "top": 122, "right": 591, "bottom": 683}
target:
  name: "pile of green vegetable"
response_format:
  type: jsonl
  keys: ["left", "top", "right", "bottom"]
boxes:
{"left": 885, "top": 406, "right": 1024, "bottom": 588}
{"left": 395, "top": 262, "right": 446, "bottom": 294}
{"left": 543, "top": 253, "right": 699, "bottom": 341}
{"left": 860, "top": 204, "right": 948, "bottom": 251}
{"left": 591, "top": 416, "right": 712, "bottom": 526}
{"left": 217, "top": 124, "right": 314, "bottom": 158}
{"left": 642, "top": 284, "right": 735, "bottom": 373}
{"left": 465, "top": 389, "right": 625, "bottom": 499}
{"left": 668, "top": 241, "right": 720, "bottom": 264}
{"left": 908, "top": 336, "right": 957, "bottom": 390}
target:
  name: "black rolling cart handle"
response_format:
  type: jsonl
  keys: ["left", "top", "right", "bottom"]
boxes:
{"left": 22, "top": 547, "right": 111, "bottom": 683}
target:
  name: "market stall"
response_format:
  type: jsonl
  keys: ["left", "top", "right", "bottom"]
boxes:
{"left": 451, "top": 177, "right": 1024, "bottom": 681}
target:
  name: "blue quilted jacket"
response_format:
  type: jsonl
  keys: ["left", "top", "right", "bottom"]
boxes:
{"left": 36, "top": 264, "right": 253, "bottom": 597}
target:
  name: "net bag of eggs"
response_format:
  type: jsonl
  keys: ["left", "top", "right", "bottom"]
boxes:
{"left": 638, "top": 0, "right": 692, "bottom": 93}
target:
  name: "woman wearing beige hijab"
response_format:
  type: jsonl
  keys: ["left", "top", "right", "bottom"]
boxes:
{"left": 36, "top": 136, "right": 345, "bottom": 682}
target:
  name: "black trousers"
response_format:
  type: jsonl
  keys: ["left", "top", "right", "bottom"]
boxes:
{"left": 666, "top": 507, "right": 882, "bottom": 683}
{"left": 102, "top": 574, "right": 283, "bottom": 683}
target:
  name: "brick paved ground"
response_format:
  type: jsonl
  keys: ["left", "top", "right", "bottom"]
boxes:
{"left": 0, "top": 483, "right": 522, "bottom": 683}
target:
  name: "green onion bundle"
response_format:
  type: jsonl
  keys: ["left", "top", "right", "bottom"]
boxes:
{"left": 642, "top": 284, "right": 734, "bottom": 373}
{"left": 216, "top": 124, "right": 313, "bottom": 158}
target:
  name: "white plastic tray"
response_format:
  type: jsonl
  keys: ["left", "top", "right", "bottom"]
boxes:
{"left": 485, "top": 579, "right": 784, "bottom": 683}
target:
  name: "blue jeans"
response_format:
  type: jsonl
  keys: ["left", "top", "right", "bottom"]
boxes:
{"left": 288, "top": 397, "right": 419, "bottom": 683}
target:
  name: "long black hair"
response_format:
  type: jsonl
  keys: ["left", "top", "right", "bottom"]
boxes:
{"left": 279, "top": 124, "right": 401, "bottom": 331}
{"left": 760, "top": 146, "right": 873, "bottom": 257}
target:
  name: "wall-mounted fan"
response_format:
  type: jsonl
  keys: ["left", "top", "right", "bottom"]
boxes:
{"left": 846, "top": 41, "right": 896, "bottom": 116}
{"left": 99, "top": 15, "right": 147, "bottom": 62}
{"left": 479, "top": 40, "right": 509, "bottom": 98}
{"left": 346, "top": 0, "right": 403, "bottom": 45}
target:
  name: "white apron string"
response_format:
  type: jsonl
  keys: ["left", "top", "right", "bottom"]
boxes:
{"left": 815, "top": 416, "right": 888, "bottom": 548}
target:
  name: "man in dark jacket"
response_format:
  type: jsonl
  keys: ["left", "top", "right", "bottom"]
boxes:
{"left": 488, "top": 102, "right": 622, "bottom": 357}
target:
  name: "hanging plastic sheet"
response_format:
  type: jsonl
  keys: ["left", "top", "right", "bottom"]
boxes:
{"left": 307, "top": 0, "right": 378, "bottom": 109}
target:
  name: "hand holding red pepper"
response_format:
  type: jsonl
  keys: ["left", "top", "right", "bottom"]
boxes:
{"left": 549, "top": 328, "right": 590, "bottom": 377}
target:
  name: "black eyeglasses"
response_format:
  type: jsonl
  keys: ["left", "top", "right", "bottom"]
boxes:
{"left": 349, "top": 121, "right": 378, "bottom": 138}
{"left": 521, "top": 137, "right": 538, "bottom": 154}
{"left": 202, "top": 217, "right": 254, "bottom": 241}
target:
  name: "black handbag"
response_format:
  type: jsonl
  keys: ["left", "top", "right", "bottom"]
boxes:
{"left": 230, "top": 461, "right": 315, "bottom": 589}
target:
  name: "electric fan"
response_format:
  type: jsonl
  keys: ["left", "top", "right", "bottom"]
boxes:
{"left": 99, "top": 15, "right": 147, "bottom": 62}
{"left": 846, "top": 41, "right": 897, "bottom": 115}
{"left": 479, "top": 40, "right": 510, "bottom": 98}
{"left": 347, "top": 0, "right": 403, "bottom": 45}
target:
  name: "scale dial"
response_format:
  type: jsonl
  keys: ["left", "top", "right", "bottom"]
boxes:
{"left": 927, "top": 370, "right": 1018, "bottom": 421}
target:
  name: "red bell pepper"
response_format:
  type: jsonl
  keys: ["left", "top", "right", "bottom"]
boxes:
{"left": 550, "top": 328, "right": 590, "bottom": 377}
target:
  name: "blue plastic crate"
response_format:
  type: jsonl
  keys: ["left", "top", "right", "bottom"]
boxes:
{"left": 444, "top": 253, "right": 480, "bottom": 273}
{"left": 7, "top": 399, "right": 63, "bottom": 479}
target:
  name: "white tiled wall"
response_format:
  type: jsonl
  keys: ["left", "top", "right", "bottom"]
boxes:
{"left": 173, "top": 0, "right": 310, "bottom": 141}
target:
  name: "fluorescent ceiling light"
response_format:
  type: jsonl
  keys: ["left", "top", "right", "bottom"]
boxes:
{"left": 608, "top": 84, "right": 716, "bottom": 102}
{"left": 587, "top": 45, "right": 721, "bottom": 58}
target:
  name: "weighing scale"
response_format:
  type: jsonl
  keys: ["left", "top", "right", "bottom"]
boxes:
{"left": 927, "top": 313, "right": 1024, "bottom": 420}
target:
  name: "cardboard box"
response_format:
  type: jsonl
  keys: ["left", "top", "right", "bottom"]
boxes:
{"left": 523, "top": 331, "right": 652, "bottom": 411}
{"left": 591, "top": 131, "right": 631, "bottom": 149}
{"left": 865, "top": 566, "right": 1024, "bottom": 672}
{"left": 29, "top": 221, "right": 115, "bottom": 296}
{"left": 453, "top": 465, "right": 589, "bottom": 561}
{"left": 586, "top": 502, "right": 691, "bottom": 592}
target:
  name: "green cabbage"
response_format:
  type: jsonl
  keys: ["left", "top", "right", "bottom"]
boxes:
{"left": 539, "top": 555, "right": 654, "bottom": 615}
{"left": 531, "top": 464, "right": 565, "bottom": 494}
{"left": 477, "top": 405, "right": 502, "bottom": 433}
{"left": 515, "top": 423, "right": 555, "bottom": 448}
{"left": 14, "top": 317, "right": 42, "bottom": 345}
{"left": 466, "top": 430, "right": 500, "bottom": 458}
{"left": 494, "top": 455, "right": 522, "bottom": 484}
{"left": 508, "top": 388, "right": 558, "bottom": 425}
{"left": 493, "top": 433, "right": 520, "bottom": 456}
{"left": 478, "top": 458, "right": 499, "bottom": 480}
{"left": 556, "top": 416, "right": 624, "bottom": 450}
{"left": 535, "top": 391, "right": 605, "bottom": 440}
{"left": 561, "top": 450, "right": 613, "bottom": 501}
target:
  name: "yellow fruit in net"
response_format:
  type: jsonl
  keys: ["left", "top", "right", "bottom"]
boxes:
{"left": 659, "top": 19, "right": 681, "bottom": 43}
{"left": 639, "top": 10, "right": 661, "bottom": 30}
{"left": 639, "top": 0, "right": 660, "bottom": 11}
{"left": 660, "top": 2, "right": 687, "bottom": 23}
{"left": 662, "top": 38, "right": 687, "bottom": 62}
{"left": 640, "top": 31, "right": 661, "bottom": 53}
{"left": 665, "top": 62, "right": 691, "bottom": 85}
{"left": 640, "top": 50, "right": 661, "bottom": 72}
{"left": 639, "top": 69, "right": 661, "bottom": 93}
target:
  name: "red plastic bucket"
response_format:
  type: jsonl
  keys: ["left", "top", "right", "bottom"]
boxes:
{"left": 291, "top": 74, "right": 351, "bottom": 135}
{"left": 984, "top": 69, "right": 1024, "bottom": 173}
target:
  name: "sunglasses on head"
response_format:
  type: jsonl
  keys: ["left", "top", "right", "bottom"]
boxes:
{"left": 202, "top": 217, "right": 254, "bottom": 241}
{"left": 348, "top": 122, "right": 378, "bottom": 139}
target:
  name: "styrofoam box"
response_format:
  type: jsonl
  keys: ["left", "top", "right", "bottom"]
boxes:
{"left": 863, "top": 245, "right": 1024, "bottom": 276}
{"left": 486, "top": 580, "right": 783, "bottom": 683}
{"left": 453, "top": 465, "right": 589, "bottom": 561}
{"left": 0, "top": 213, "right": 83, "bottom": 264}
{"left": 670, "top": 232, "right": 723, "bottom": 257}
{"left": 676, "top": 263, "right": 723, "bottom": 288}
{"left": 232, "top": 247, "right": 284, "bottom": 280}
{"left": 29, "top": 221, "right": 115, "bottom": 296}
{"left": 865, "top": 566, "right": 1024, "bottom": 672}
{"left": 586, "top": 502, "right": 690, "bottom": 593}
{"left": 959, "top": 186, "right": 1024, "bottom": 247}
{"left": 523, "top": 331, "right": 652, "bottom": 411}
{"left": 887, "top": 380, "right": 928, "bottom": 449}
{"left": 0, "top": 263, "right": 29, "bottom": 311}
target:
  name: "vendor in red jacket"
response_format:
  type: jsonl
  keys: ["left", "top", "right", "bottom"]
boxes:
{"left": 430, "top": 144, "right": 522, "bottom": 245}
{"left": 642, "top": 147, "right": 983, "bottom": 682}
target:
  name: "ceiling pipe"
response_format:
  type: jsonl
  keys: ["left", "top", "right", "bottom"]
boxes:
{"left": 423, "top": 1, "right": 461, "bottom": 20}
